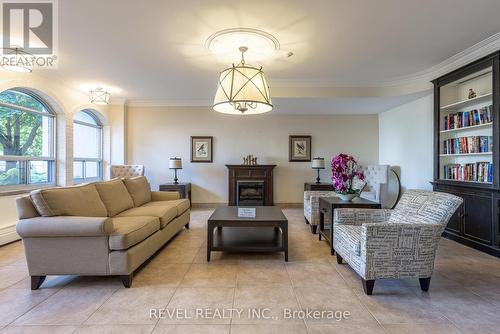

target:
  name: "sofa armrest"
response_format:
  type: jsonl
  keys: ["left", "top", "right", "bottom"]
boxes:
{"left": 334, "top": 208, "right": 392, "bottom": 226}
{"left": 304, "top": 191, "right": 336, "bottom": 201}
{"left": 16, "top": 216, "right": 113, "bottom": 238}
{"left": 151, "top": 191, "right": 180, "bottom": 201}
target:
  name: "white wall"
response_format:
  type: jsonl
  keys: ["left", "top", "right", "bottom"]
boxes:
{"left": 378, "top": 93, "right": 434, "bottom": 190}
{"left": 127, "top": 106, "right": 379, "bottom": 203}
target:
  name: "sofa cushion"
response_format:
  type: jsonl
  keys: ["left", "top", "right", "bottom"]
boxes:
{"left": 142, "top": 199, "right": 190, "bottom": 216}
{"left": 30, "top": 184, "right": 107, "bottom": 217}
{"left": 109, "top": 216, "right": 160, "bottom": 250}
{"left": 95, "top": 179, "right": 134, "bottom": 216}
{"left": 116, "top": 205, "right": 177, "bottom": 228}
{"left": 123, "top": 176, "right": 152, "bottom": 207}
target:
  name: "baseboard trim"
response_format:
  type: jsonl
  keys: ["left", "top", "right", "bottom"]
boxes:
{"left": 0, "top": 223, "right": 20, "bottom": 246}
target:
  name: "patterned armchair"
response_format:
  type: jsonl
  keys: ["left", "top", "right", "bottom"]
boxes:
{"left": 333, "top": 189, "right": 462, "bottom": 295}
{"left": 110, "top": 165, "right": 145, "bottom": 179}
{"left": 303, "top": 191, "right": 337, "bottom": 234}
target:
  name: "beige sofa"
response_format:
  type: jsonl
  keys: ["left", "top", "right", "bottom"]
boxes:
{"left": 15, "top": 176, "right": 190, "bottom": 289}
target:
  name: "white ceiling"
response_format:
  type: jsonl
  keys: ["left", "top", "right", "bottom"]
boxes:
{"left": 38, "top": 0, "right": 500, "bottom": 112}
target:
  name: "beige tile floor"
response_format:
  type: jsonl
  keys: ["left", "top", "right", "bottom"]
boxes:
{"left": 0, "top": 207, "right": 499, "bottom": 333}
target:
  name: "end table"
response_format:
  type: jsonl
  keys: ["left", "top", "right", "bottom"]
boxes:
{"left": 304, "top": 182, "right": 333, "bottom": 191}
{"left": 159, "top": 183, "right": 191, "bottom": 206}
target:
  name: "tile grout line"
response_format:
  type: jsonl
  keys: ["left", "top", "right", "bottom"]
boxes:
{"left": 284, "top": 260, "right": 310, "bottom": 334}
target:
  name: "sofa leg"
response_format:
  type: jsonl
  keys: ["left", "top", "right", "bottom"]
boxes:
{"left": 310, "top": 225, "right": 317, "bottom": 234}
{"left": 419, "top": 277, "right": 431, "bottom": 292}
{"left": 362, "top": 279, "right": 375, "bottom": 295}
{"left": 336, "top": 253, "right": 343, "bottom": 264}
{"left": 185, "top": 222, "right": 190, "bottom": 229}
{"left": 304, "top": 217, "right": 310, "bottom": 224}
{"left": 31, "top": 276, "right": 46, "bottom": 290}
{"left": 121, "top": 274, "right": 133, "bottom": 288}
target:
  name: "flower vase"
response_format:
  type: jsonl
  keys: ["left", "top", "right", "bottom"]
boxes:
{"left": 338, "top": 193, "right": 358, "bottom": 202}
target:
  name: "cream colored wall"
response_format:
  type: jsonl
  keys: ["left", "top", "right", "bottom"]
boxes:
{"left": 126, "top": 106, "right": 379, "bottom": 204}
{"left": 378, "top": 93, "right": 434, "bottom": 190}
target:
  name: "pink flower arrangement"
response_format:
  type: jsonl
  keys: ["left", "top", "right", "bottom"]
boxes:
{"left": 331, "top": 154, "right": 365, "bottom": 194}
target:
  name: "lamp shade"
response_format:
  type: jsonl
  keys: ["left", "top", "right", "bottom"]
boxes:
{"left": 312, "top": 157, "right": 325, "bottom": 169}
{"left": 169, "top": 157, "right": 182, "bottom": 169}
{"left": 213, "top": 64, "right": 272, "bottom": 115}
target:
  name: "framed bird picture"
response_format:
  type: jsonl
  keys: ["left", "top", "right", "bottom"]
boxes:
{"left": 289, "top": 135, "right": 311, "bottom": 162}
{"left": 191, "top": 136, "right": 213, "bottom": 163}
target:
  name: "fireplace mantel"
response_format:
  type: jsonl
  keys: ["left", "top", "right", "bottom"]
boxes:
{"left": 226, "top": 165, "right": 276, "bottom": 206}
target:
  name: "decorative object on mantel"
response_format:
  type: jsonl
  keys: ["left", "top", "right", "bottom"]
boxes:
{"left": 331, "top": 154, "right": 365, "bottom": 202}
{"left": 191, "top": 136, "right": 213, "bottom": 163}
{"left": 312, "top": 157, "right": 325, "bottom": 183}
{"left": 242, "top": 154, "right": 258, "bottom": 165}
{"left": 289, "top": 135, "right": 311, "bottom": 162}
{"left": 213, "top": 45, "right": 273, "bottom": 115}
{"left": 468, "top": 88, "right": 477, "bottom": 99}
{"left": 169, "top": 157, "right": 182, "bottom": 184}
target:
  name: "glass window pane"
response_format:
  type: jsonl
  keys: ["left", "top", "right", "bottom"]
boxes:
{"left": 0, "top": 105, "right": 53, "bottom": 157}
{"left": 74, "top": 110, "right": 98, "bottom": 125}
{"left": 29, "top": 160, "right": 50, "bottom": 184}
{"left": 73, "top": 161, "right": 83, "bottom": 179}
{"left": 0, "top": 89, "right": 48, "bottom": 113}
{"left": 0, "top": 160, "right": 20, "bottom": 185}
{"left": 85, "top": 161, "right": 99, "bottom": 178}
{"left": 74, "top": 123, "right": 100, "bottom": 158}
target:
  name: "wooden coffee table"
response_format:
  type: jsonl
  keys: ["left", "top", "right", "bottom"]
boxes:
{"left": 318, "top": 196, "right": 381, "bottom": 255}
{"left": 207, "top": 206, "right": 288, "bottom": 261}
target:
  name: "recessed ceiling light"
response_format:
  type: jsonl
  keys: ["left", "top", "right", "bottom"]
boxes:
{"left": 205, "top": 28, "right": 280, "bottom": 63}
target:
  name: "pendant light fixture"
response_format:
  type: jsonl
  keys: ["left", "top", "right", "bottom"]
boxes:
{"left": 213, "top": 46, "right": 273, "bottom": 115}
{"left": 89, "top": 88, "right": 111, "bottom": 105}
{"left": 1, "top": 47, "right": 33, "bottom": 73}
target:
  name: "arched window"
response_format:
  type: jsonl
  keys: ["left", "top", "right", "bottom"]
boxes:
{"left": 0, "top": 89, "right": 55, "bottom": 189}
{"left": 73, "top": 110, "right": 103, "bottom": 182}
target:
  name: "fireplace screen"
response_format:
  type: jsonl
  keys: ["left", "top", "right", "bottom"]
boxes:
{"left": 237, "top": 180, "right": 265, "bottom": 206}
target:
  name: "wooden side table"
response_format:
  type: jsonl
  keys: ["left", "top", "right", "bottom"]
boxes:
{"left": 318, "top": 196, "right": 381, "bottom": 255}
{"left": 304, "top": 182, "right": 333, "bottom": 191}
{"left": 159, "top": 183, "right": 191, "bottom": 206}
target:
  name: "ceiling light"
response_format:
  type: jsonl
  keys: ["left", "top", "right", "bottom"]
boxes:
{"left": 89, "top": 88, "right": 110, "bottom": 105}
{"left": 1, "top": 48, "right": 33, "bottom": 73}
{"left": 213, "top": 46, "right": 273, "bottom": 115}
{"left": 206, "top": 28, "right": 280, "bottom": 63}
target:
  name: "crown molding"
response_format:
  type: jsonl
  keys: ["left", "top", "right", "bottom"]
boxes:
{"left": 125, "top": 99, "right": 212, "bottom": 108}
{"left": 271, "top": 31, "right": 500, "bottom": 89}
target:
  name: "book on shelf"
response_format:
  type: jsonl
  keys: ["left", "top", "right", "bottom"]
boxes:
{"left": 443, "top": 105, "right": 492, "bottom": 130}
{"left": 443, "top": 162, "right": 492, "bottom": 183}
{"left": 443, "top": 135, "right": 493, "bottom": 154}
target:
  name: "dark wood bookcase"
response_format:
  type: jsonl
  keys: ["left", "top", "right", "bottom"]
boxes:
{"left": 432, "top": 51, "right": 500, "bottom": 257}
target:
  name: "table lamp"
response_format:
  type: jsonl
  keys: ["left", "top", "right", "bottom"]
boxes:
{"left": 312, "top": 157, "right": 325, "bottom": 184}
{"left": 169, "top": 157, "right": 182, "bottom": 184}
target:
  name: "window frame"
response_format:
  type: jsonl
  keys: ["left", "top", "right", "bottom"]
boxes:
{"left": 73, "top": 110, "right": 103, "bottom": 184}
{"left": 0, "top": 89, "right": 57, "bottom": 194}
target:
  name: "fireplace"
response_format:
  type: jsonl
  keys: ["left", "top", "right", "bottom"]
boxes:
{"left": 237, "top": 180, "right": 265, "bottom": 206}
{"left": 226, "top": 165, "right": 276, "bottom": 206}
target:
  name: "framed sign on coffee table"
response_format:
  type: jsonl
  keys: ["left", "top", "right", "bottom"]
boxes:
{"left": 289, "top": 135, "right": 311, "bottom": 162}
{"left": 191, "top": 136, "right": 213, "bottom": 162}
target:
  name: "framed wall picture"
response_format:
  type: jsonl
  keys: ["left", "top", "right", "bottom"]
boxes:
{"left": 289, "top": 135, "right": 311, "bottom": 162}
{"left": 191, "top": 136, "right": 213, "bottom": 163}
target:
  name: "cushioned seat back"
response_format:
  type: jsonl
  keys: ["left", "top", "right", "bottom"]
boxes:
{"left": 123, "top": 176, "right": 152, "bottom": 207}
{"left": 30, "top": 183, "right": 108, "bottom": 217}
{"left": 95, "top": 179, "right": 135, "bottom": 217}
{"left": 389, "top": 189, "right": 462, "bottom": 226}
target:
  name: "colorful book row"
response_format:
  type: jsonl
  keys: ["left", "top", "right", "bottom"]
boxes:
{"left": 443, "top": 162, "right": 492, "bottom": 183}
{"left": 443, "top": 105, "right": 492, "bottom": 130}
{"left": 443, "top": 136, "right": 492, "bottom": 154}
